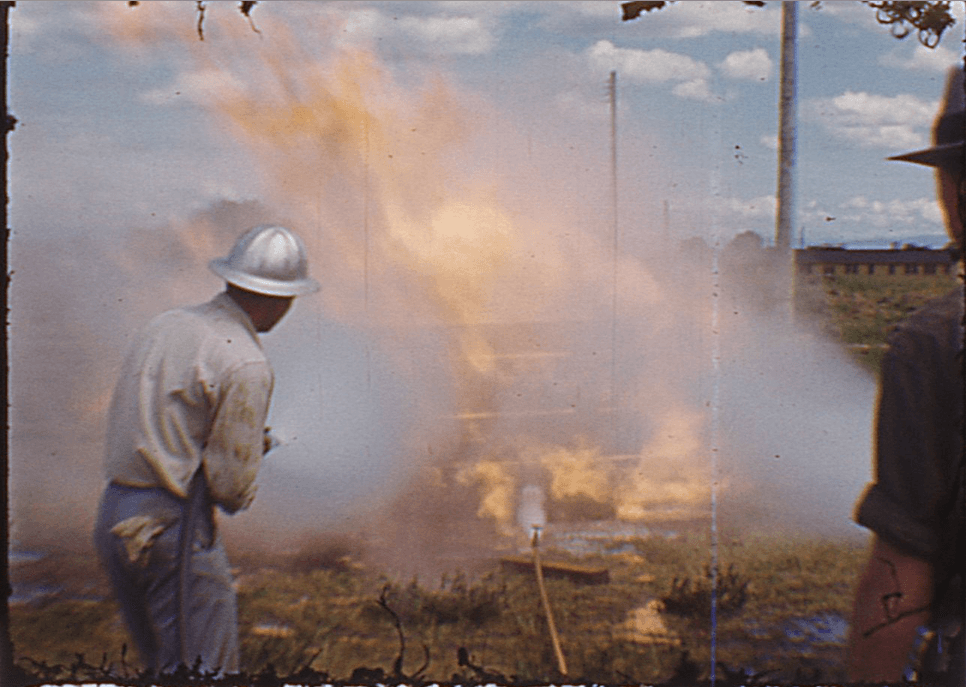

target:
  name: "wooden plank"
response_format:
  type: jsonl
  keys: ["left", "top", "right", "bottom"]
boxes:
{"left": 499, "top": 555, "right": 609, "bottom": 585}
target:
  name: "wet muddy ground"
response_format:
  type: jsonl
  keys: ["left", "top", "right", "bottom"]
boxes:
{"left": 9, "top": 530, "right": 867, "bottom": 684}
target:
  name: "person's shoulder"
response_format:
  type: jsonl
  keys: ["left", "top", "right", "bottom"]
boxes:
{"left": 889, "top": 283, "right": 964, "bottom": 354}
{"left": 896, "top": 284, "right": 962, "bottom": 329}
{"left": 144, "top": 297, "right": 260, "bottom": 353}
{"left": 926, "top": 282, "right": 964, "bottom": 315}
{"left": 182, "top": 294, "right": 244, "bottom": 330}
{"left": 141, "top": 299, "right": 220, "bottom": 336}
{"left": 194, "top": 296, "right": 268, "bottom": 363}
{"left": 135, "top": 302, "right": 201, "bottom": 338}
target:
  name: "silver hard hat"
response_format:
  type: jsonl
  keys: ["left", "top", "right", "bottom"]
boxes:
{"left": 209, "top": 225, "right": 321, "bottom": 297}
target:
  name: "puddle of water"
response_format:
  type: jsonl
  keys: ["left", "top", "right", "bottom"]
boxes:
{"left": 529, "top": 521, "right": 682, "bottom": 556}
{"left": 783, "top": 612, "right": 849, "bottom": 646}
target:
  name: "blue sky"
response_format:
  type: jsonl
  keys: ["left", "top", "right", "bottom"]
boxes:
{"left": 6, "top": 2, "right": 964, "bottom": 549}
{"left": 9, "top": 1, "right": 965, "bottom": 250}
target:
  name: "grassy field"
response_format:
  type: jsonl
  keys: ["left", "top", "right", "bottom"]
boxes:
{"left": 10, "top": 533, "right": 867, "bottom": 685}
{"left": 10, "top": 270, "right": 960, "bottom": 685}
{"left": 795, "top": 270, "right": 960, "bottom": 373}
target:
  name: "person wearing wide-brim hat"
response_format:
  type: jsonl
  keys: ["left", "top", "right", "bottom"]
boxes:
{"left": 848, "top": 66, "right": 965, "bottom": 685}
{"left": 94, "top": 225, "right": 319, "bottom": 676}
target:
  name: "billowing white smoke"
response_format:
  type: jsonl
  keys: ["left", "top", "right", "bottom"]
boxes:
{"left": 9, "top": 6, "right": 879, "bottom": 568}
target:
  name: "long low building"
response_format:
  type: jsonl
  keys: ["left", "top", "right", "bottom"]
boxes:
{"left": 795, "top": 246, "right": 958, "bottom": 276}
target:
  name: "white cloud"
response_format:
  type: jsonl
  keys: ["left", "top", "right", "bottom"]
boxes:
{"left": 718, "top": 48, "right": 772, "bottom": 81}
{"left": 821, "top": 0, "right": 965, "bottom": 46}
{"left": 588, "top": 41, "right": 710, "bottom": 83}
{"left": 587, "top": 40, "right": 717, "bottom": 102}
{"left": 672, "top": 78, "right": 716, "bottom": 103}
{"left": 649, "top": 1, "right": 779, "bottom": 38}
{"left": 832, "top": 195, "right": 944, "bottom": 228}
{"left": 140, "top": 68, "right": 246, "bottom": 106}
{"left": 531, "top": 0, "right": 775, "bottom": 36}
{"left": 558, "top": 1, "right": 624, "bottom": 20}
{"left": 879, "top": 43, "right": 962, "bottom": 73}
{"left": 804, "top": 91, "right": 938, "bottom": 149}
{"left": 701, "top": 196, "right": 777, "bottom": 242}
{"left": 397, "top": 15, "right": 493, "bottom": 55}
{"left": 816, "top": 1, "right": 885, "bottom": 27}
{"left": 540, "top": 0, "right": 778, "bottom": 36}
{"left": 338, "top": 7, "right": 493, "bottom": 55}
{"left": 341, "top": 8, "right": 385, "bottom": 40}
{"left": 802, "top": 195, "right": 947, "bottom": 244}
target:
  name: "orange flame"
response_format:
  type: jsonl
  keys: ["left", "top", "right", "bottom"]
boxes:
{"left": 455, "top": 459, "right": 517, "bottom": 534}
{"left": 94, "top": 5, "right": 702, "bottom": 540}
{"left": 616, "top": 408, "right": 712, "bottom": 521}
{"left": 532, "top": 439, "right": 611, "bottom": 504}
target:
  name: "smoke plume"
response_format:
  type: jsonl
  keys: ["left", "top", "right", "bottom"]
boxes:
{"left": 10, "top": 5, "right": 877, "bottom": 577}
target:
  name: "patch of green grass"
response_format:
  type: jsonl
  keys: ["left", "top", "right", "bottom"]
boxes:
{"left": 10, "top": 599, "right": 139, "bottom": 680}
{"left": 823, "top": 274, "right": 958, "bottom": 343}
{"left": 797, "top": 271, "right": 960, "bottom": 374}
{"left": 11, "top": 534, "right": 869, "bottom": 684}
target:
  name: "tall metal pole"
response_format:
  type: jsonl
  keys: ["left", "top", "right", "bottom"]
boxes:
{"left": 610, "top": 71, "right": 618, "bottom": 238}
{"left": 608, "top": 71, "right": 619, "bottom": 445}
{"left": 1, "top": 3, "right": 18, "bottom": 684}
{"left": 774, "top": 1, "right": 798, "bottom": 316}
{"left": 775, "top": 1, "right": 797, "bottom": 254}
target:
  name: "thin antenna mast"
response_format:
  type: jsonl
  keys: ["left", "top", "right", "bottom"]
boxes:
{"left": 608, "top": 70, "right": 619, "bottom": 445}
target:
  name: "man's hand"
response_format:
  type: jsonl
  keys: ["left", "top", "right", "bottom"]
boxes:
{"left": 263, "top": 427, "right": 280, "bottom": 455}
{"left": 847, "top": 536, "right": 934, "bottom": 682}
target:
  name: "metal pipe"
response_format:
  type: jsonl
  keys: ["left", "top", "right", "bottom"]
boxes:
{"left": 531, "top": 526, "right": 567, "bottom": 676}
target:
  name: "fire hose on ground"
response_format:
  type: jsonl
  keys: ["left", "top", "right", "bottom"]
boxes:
{"left": 531, "top": 526, "right": 568, "bottom": 676}
{"left": 177, "top": 468, "right": 208, "bottom": 668}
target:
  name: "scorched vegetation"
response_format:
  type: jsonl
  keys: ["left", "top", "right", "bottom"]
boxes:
{"left": 10, "top": 533, "right": 867, "bottom": 684}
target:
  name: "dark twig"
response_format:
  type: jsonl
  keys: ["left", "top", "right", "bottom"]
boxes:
{"left": 623, "top": 0, "right": 769, "bottom": 21}
{"left": 457, "top": 646, "right": 507, "bottom": 683}
{"left": 239, "top": 1, "right": 261, "bottom": 35}
{"left": 622, "top": 0, "right": 955, "bottom": 50}
{"left": 716, "top": 662, "right": 780, "bottom": 686}
{"left": 411, "top": 644, "right": 431, "bottom": 682}
{"left": 196, "top": 1, "right": 206, "bottom": 41}
{"left": 863, "top": 1, "right": 955, "bottom": 48}
{"left": 377, "top": 584, "right": 407, "bottom": 678}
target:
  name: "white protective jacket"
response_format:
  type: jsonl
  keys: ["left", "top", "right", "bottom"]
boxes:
{"left": 104, "top": 292, "right": 273, "bottom": 516}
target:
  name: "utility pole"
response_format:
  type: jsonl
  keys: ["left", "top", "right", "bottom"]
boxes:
{"left": 608, "top": 70, "right": 619, "bottom": 447}
{"left": 1, "top": 3, "right": 20, "bottom": 683}
{"left": 609, "top": 70, "right": 618, "bottom": 237}
{"left": 775, "top": 1, "right": 797, "bottom": 253}
{"left": 774, "top": 1, "right": 798, "bottom": 313}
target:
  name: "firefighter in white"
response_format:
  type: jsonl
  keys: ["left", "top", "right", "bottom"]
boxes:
{"left": 94, "top": 225, "right": 319, "bottom": 674}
